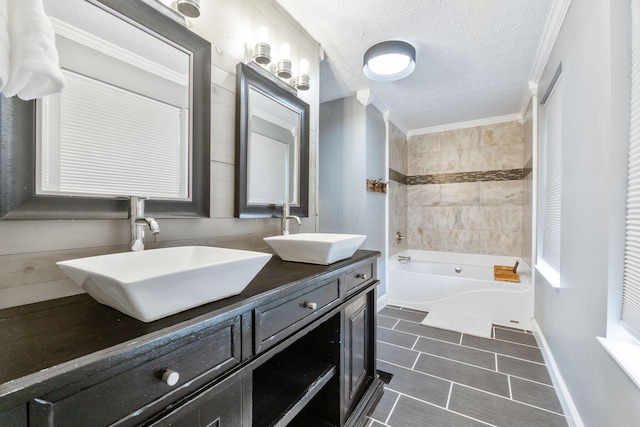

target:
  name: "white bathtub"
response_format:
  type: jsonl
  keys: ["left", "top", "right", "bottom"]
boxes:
{"left": 387, "top": 250, "right": 534, "bottom": 329}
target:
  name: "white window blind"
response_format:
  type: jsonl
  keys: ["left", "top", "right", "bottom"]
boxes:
{"left": 40, "top": 70, "right": 189, "bottom": 199}
{"left": 247, "top": 132, "right": 289, "bottom": 205}
{"left": 622, "top": 0, "right": 640, "bottom": 339}
{"left": 541, "top": 76, "right": 563, "bottom": 275}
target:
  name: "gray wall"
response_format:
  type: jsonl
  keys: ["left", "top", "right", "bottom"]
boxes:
{"left": 318, "top": 97, "right": 388, "bottom": 295}
{"left": 534, "top": 0, "right": 640, "bottom": 425}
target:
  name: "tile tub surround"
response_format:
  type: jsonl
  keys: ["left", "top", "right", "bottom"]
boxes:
{"left": 368, "top": 306, "right": 567, "bottom": 427}
{"left": 405, "top": 121, "right": 526, "bottom": 256}
{"left": 389, "top": 122, "right": 408, "bottom": 256}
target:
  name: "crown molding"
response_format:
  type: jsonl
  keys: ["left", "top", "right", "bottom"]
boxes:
{"left": 407, "top": 113, "right": 523, "bottom": 137}
{"left": 519, "top": 0, "right": 570, "bottom": 118}
{"left": 50, "top": 17, "right": 189, "bottom": 86}
{"left": 529, "top": 0, "right": 572, "bottom": 85}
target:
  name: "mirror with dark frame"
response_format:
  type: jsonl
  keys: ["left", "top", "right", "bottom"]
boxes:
{"left": 0, "top": 0, "right": 211, "bottom": 220}
{"left": 235, "top": 62, "right": 309, "bottom": 219}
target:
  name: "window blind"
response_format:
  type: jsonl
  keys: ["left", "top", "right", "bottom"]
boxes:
{"left": 622, "top": 0, "right": 640, "bottom": 339}
{"left": 41, "top": 70, "right": 188, "bottom": 199}
{"left": 541, "top": 76, "right": 563, "bottom": 274}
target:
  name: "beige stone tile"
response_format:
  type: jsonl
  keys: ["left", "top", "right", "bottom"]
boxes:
{"left": 408, "top": 152, "right": 427, "bottom": 175}
{"left": 460, "top": 147, "right": 484, "bottom": 172}
{"left": 407, "top": 226, "right": 427, "bottom": 250}
{"left": 502, "top": 149, "right": 525, "bottom": 169}
{"left": 438, "top": 130, "right": 462, "bottom": 151}
{"left": 428, "top": 206, "right": 457, "bottom": 230}
{"left": 408, "top": 185, "right": 441, "bottom": 207}
{"left": 424, "top": 151, "right": 443, "bottom": 174}
{"left": 440, "top": 230, "right": 480, "bottom": 254}
{"left": 454, "top": 206, "right": 488, "bottom": 230}
{"left": 408, "top": 207, "right": 424, "bottom": 228}
{"left": 458, "top": 126, "right": 481, "bottom": 149}
{"left": 480, "top": 206, "right": 502, "bottom": 231}
{"left": 423, "top": 227, "right": 441, "bottom": 251}
{"left": 478, "top": 231, "right": 522, "bottom": 257}
{"left": 417, "top": 133, "right": 442, "bottom": 154}
{"left": 440, "top": 182, "right": 480, "bottom": 206}
{"left": 390, "top": 124, "right": 407, "bottom": 173}
{"left": 481, "top": 146, "right": 502, "bottom": 171}
{"left": 480, "top": 121, "right": 523, "bottom": 148}
{"left": 442, "top": 149, "right": 461, "bottom": 173}
{"left": 479, "top": 181, "right": 523, "bottom": 206}
{"left": 501, "top": 206, "right": 524, "bottom": 232}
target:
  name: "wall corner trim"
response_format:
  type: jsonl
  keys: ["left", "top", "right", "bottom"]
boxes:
{"left": 528, "top": 0, "right": 572, "bottom": 85}
{"left": 531, "top": 318, "right": 585, "bottom": 427}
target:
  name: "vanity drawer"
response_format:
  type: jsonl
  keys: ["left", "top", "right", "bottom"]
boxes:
{"left": 346, "top": 263, "right": 374, "bottom": 294}
{"left": 254, "top": 279, "right": 340, "bottom": 353}
{"left": 29, "top": 316, "right": 242, "bottom": 427}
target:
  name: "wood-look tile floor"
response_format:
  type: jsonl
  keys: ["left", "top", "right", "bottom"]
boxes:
{"left": 367, "top": 306, "right": 568, "bottom": 427}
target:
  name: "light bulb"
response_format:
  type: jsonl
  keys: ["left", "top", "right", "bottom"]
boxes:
{"left": 299, "top": 59, "right": 309, "bottom": 75}
{"left": 368, "top": 54, "right": 411, "bottom": 75}
{"left": 280, "top": 43, "right": 291, "bottom": 60}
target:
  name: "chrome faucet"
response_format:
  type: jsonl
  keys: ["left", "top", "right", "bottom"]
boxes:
{"left": 398, "top": 255, "right": 411, "bottom": 263}
{"left": 130, "top": 196, "right": 160, "bottom": 251}
{"left": 281, "top": 202, "right": 301, "bottom": 235}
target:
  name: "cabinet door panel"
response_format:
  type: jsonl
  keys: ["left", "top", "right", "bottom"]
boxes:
{"left": 0, "top": 404, "right": 26, "bottom": 427}
{"left": 342, "top": 291, "right": 374, "bottom": 417}
{"left": 147, "top": 375, "right": 246, "bottom": 427}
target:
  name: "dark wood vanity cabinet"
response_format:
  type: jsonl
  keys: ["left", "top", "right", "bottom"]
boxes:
{"left": 0, "top": 251, "right": 382, "bottom": 427}
{"left": 343, "top": 292, "right": 376, "bottom": 420}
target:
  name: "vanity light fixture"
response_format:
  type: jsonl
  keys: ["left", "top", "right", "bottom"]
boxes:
{"left": 295, "top": 59, "right": 310, "bottom": 91}
{"left": 276, "top": 43, "right": 293, "bottom": 79}
{"left": 253, "top": 26, "right": 271, "bottom": 65}
{"left": 363, "top": 40, "right": 416, "bottom": 81}
{"left": 176, "top": 0, "right": 200, "bottom": 18}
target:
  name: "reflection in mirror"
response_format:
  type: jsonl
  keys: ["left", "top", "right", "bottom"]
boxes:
{"left": 0, "top": 0, "right": 211, "bottom": 219}
{"left": 40, "top": 0, "right": 190, "bottom": 199}
{"left": 235, "top": 62, "right": 309, "bottom": 218}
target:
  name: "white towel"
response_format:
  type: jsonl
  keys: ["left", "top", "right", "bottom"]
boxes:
{"left": 3, "top": 0, "right": 65, "bottom": 100}
{"left": 0, "top": 0, "right": 10, "bottom": 92}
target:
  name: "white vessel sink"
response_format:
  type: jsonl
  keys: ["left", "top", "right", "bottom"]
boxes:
{"left": 57, "top": 246, "right": 271, "bottom": 322}
{"left": 264, "top": 233, "right": 366, "bottom": 265}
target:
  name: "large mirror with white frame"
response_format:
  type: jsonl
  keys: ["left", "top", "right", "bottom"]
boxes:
{"left": 235, "top": 62, "right": 309, "bottom": 218}
{"left": 0, "top": 0, "right": 211, "bottom": 220}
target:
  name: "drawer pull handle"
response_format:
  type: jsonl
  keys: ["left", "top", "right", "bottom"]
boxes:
{"left": 303, "top": 301, "right": 318, "bottom": 310}
{"left": 161, "top": 369, "right": 180, "bottom": 386}
{"left": 356, "top": 273, "right": 369, "bottom": 280}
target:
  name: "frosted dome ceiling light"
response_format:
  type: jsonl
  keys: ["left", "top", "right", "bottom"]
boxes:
{"left": 363, "top": 41, "right": 416, "bottom": 81}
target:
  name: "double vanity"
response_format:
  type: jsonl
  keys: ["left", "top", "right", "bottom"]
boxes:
{"left": 0, "top": 248, "right": 382, "bottom": 427}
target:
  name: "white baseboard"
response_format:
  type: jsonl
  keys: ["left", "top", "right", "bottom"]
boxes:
{"left": 531, "top": 318, "right": 584, "bottom": 427}
{"left": 377, "top": 293, "right": 388, "bottom": 312}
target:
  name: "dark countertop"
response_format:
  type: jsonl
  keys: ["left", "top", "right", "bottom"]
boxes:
{"left": 0, "top": 250, "right": 380, "bottom": 410}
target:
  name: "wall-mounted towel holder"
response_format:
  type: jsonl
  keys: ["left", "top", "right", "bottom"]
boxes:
{"left": 367, "top": 178, "right": 387, "bottom": 193}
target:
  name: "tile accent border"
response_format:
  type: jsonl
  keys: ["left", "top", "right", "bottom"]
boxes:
{"left": 389, "top": 168, "right": 408, "bottom": 185}
{"left": 407, "top": 168, "right": 526, "bottom": 185}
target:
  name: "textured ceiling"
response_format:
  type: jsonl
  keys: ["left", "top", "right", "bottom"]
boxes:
{"left": 275, "top": 0, "right": 553, "bottom": 132}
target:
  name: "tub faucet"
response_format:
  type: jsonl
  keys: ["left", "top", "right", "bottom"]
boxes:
{"left": 130, "top": 196, "right": 160, "bottom": 251}
{"left": 281, "top": 202, "right": 301, "bottom": 235}
{"left": 398, "top": 255, "right": 411, "bottom": 263}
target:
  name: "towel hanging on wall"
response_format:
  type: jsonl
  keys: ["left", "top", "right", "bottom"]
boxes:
{"left": 0, "top": 0, "right": 10, "bottom": 91}
{"left": 1, "top": 0, "right": 65, "bottom": 100}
